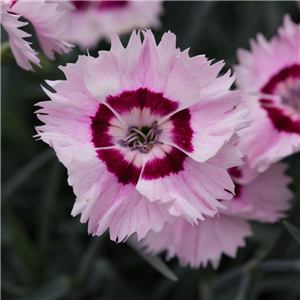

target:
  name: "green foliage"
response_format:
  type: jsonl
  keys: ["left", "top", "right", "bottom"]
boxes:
{"left": 2, "top": 2, "right": 300, "bottom": 300}
{"left": 283, "top": 221, "right": 300, "bottom": 246}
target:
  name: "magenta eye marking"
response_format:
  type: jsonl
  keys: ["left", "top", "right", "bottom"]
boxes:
{"left": 98, "top": 1, "right": 129, "bottom": 10}
{"left": 90, "top": 88, "right": 193, "bottom": 184}
{"left": 106, "top": 88, "right": 179, "bottom": 117}
{"left": 260, "top": 64, "right": 300, "bottom": 134}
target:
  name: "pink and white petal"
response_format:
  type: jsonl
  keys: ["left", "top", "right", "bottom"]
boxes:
{"left": 1, "top": 4, "right": 40, "bottom": 71}
{"left": 50, "top": 1, "right": 74, "bottom": 12}
{"left": 84, "top": 31, "right": 201, "bottom": 125}
{"left": 182, "top": 54, "right": 236, "bottom": 99}
{"left": 278, "top": 15, "right": 300, "bottom": 58}
{"left": 11, "top": 1, "right": 72, "bottom": 60}
{"left": 35, "top": 99, "right": 125, "bottom": 168}
{"left": 35, "top": 104, "right": 94, "bottom": 167}
{"left": 141, "top": 216, "right": 252, "bottom": 269}
{"left": 237, "top": 95, "right": 300, "bottom": 172}
{"left": 68, "top": 148, "right": 175, "bottom": 242}
{"left": 35, "top": 56, "right": 97, "bottom": 163}
{"left": 136, "top": 31, "right": 201, "bottom": 114}
{"left": 62, "top": 9, "right": 103, "bottom": 51}
{"left": 136, "top": 142, "right": 241, "bottom": 223}
{"left": 63, "top": 1, "right": 163, "bottom": 50}
{"left": 226, "top": 163, "right": 293, "bottom": 222}
{"left": 159, "top": 92, "right": 250, "bottom": 162}
{"left": 235, "top": 15, "right": 300, "bottom": 92}
{"left": 156, "top": 51, "right": 250, "bottom": 162}
{"left": 84, "top": 50, "right": 123, "bottom": 110}
{"left": 98, "top": 1, "right": 163, "bottom": 40}
{"left": 35, "top": 55, "right": 124, "bottom": 167}
{"left": 229, "top": 158, "right": 261, "bottom": 186}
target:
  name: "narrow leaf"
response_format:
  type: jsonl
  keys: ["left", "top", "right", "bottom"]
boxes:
{"left": 256, "top": 259, "right": 300, "bottom": 273}
{"left": 2, "top": 149, "right": 54, "bottom": 199}
{"left": 283, "top": 221, "right": 300, "bottom": 245}
{"left": 235, "top": 273, "right": 253, "bottom": 300}
{"left": 38, "top": 160, "right": 62, "bottom": 254}
{"left": 127, "top": 238, "right": 178, "bottom": 282}
{"left": 6, "top": 205, "right": 44, "bottom": 273}
{"left": 76, "top": 236, "right": 104, "bottom": 282}
{"left": 20, "top": 275, "right": 70, "bottom": 300}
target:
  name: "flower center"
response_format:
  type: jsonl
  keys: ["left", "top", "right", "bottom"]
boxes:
{"left": 118, "top": 121, "right": 163, "bottom": 153}
{"left": 259, "top": 64, "right": 300, "bottom": 133}
{"left": 280, "top": 83, "right": 300, "bottom": 112}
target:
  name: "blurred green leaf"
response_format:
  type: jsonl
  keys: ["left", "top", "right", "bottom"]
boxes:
{"left": 38, "top": 160, "right": 62, "bottom": 255}
{"left": 213, "top": 266, "right": 243, "bottom": 290}
{"left": 85, "top": 258, "right": 129, "bottom": 298}
{"left": 267, "top": 199, "right": 300, "bottom": 259}
{"left": 127, "top": 238, "right": 178, "bottom": 282}
{"left": 1, "top": 40, "right": 14, "bottom": 64}
{"left": 254, "top": 274, "right": 300, "bottom": 295}
{"left": 151, "top": 266, "right": 184, "bottom": 299}
{"left": 2, "top": 148, "right": 54, "bottom": 199}
{"left": 75, "top": 236, "right": 105, "bottom": 283}
{"left": 180, "top": 1, "right": 216, "bottom": 50}
{"left": 6, "top": 205, "right": 44, "bottom": 274}
{"left": 256, "top": 259, "right": 300, "bottom": 273}
{"left": 235, "top": 273, "right": 254, "bottom": 300}
{"left": 20, "top": 275, "right": 70, "bottom": 300}
{"left": 283, "top": 221, "right": 300, "bottom": 245}
{"left": 1, "top": 280, "right": 32, "bottom": 297}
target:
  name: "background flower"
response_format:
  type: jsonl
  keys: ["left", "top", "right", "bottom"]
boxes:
{"left": 0, "top": 0, "right": 72, "bottom": 71}
{"left": 140, "top": 162, "right": 292, "bottom": 269}
{"left": 235, "top": 15, "right": 300, "bottom": 172}
{"left": 63, "top": 1, "right": 164, "bottom": 50}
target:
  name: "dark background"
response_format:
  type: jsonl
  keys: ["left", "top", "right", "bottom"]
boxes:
{"left": 2, "top": 1, "right": 300, "bottom": 299}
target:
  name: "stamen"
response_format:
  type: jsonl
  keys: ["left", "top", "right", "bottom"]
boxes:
{"left": 131, "top": 128, "right": 148, "bottom": 142}
{"left": 127, "top": 135, "right": 140, "bottom": 143}
{"left": 124, "top": 132, "right": 138, "bottom": 141}
{"left": 118, "top": 121, "right": 163, "bottom": 154}
{"left": 118, "top": 139, "right": 130, "bottom": 147}
{"left": 146, "top": 129, "right": 153, "bottom": 138}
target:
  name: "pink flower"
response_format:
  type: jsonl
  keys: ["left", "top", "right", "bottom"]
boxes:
{"left": 62, "top": 1, "right": 163, "bottom": 49}
{"left": 140, "top": 216, "right": 252, "bottom": 269}
{"left": 235, "top": 15, "right": 300, "bottom": 172}
{"left": 226, "top": 162, "right": 293, "bottom": 223}
{"left": 1, "top": 0, "right": 72, "bottom": 71}
{"left": 140, "top": 162, "right": 292, "bottom": 269}
{"left": 35, "top": 30, "right": 249, "bottom": 242}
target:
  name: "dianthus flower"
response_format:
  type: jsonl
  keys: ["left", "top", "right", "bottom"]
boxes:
{"left": 235, "top": 15, "right": 300, "bottom": 172}
{"left": 140, "top": 162, "right": 292, "bottom": 268}
{"left": 62, "top": 1, "right": 163, "bottom": 50}
{"left": 0, "top": 0, "right": 72, "bottom": 71}
{"left": 36, "top": 30, "right": 249, "bottom": 242}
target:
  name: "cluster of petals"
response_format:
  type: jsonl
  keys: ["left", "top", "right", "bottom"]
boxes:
{"left": 140, "top": 161, "right": 292, "bottom": 269}
{"left": 234, "top": 15, "right": 300, "bottom": 172}
{"left": 140, "top": 16, "right": 298, "bottom": 268}
{"left": 1, "top": 0, "right": 72, "bottom": 71}
{"left": 36, "top": 30, "right": 250, "bottom": 242}
{"left": 63, "top": 1, "right": 164, "bottom": 50}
